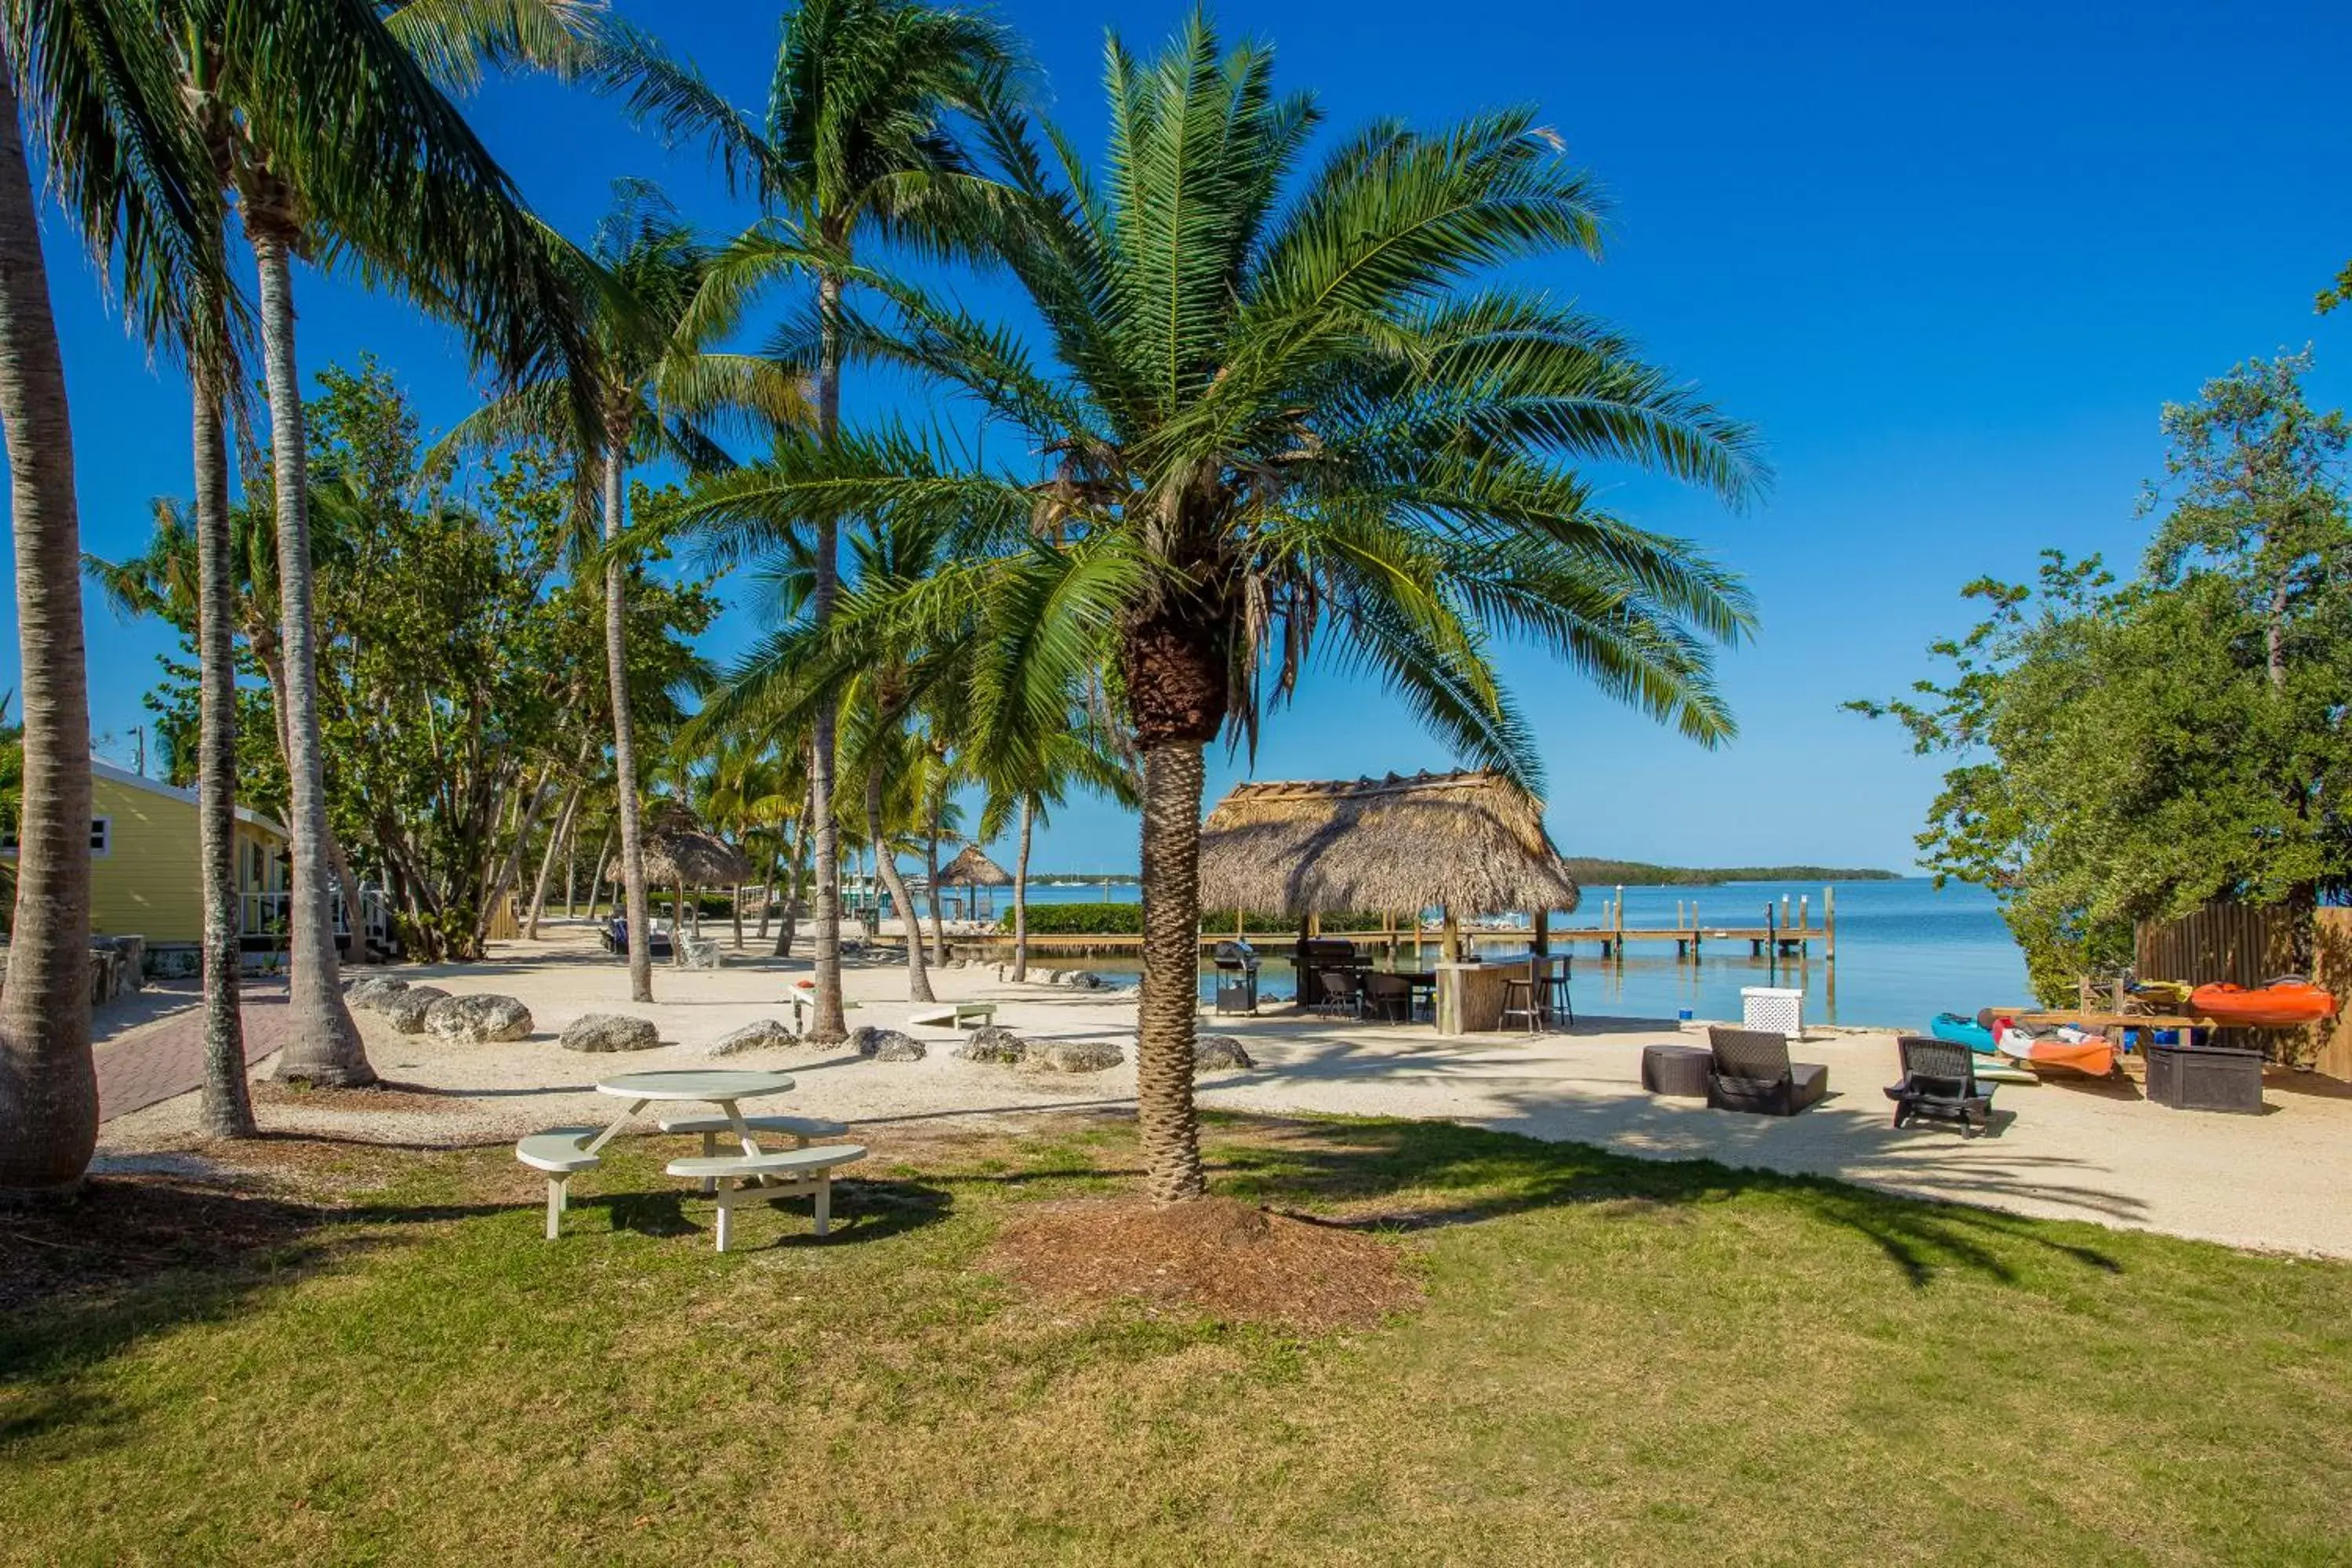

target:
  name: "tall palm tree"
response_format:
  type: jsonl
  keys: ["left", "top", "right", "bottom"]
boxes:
{"left": 165, "top": 0, "right": 603, "bottom": 1083}
{"left": 675, "top": 14, "right": 1766, "bottom": 1203}
{"left": 619, "top": 0, "right": 1019, "bottom": 1041}
{"left": 0, "top": 0, "right": 237, "bottom": 1183}
{"left": 441, "top": 183, "right": 805, "bottom": 1002}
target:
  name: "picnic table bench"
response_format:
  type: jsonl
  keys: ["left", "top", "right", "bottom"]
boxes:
{"left": 906, "top": 1001, "right": 998, "bottom": 1030}
{"left": 517, "top": 1071, "right": 864, "bottom": 1249}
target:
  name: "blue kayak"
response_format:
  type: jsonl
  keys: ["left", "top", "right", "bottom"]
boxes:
{"left": 1929, "top": 1012, "right": 1996, "bottom": 1053}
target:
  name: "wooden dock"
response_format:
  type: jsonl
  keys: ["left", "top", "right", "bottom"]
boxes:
{"left": 944, "top": 886, "right": 1838, "bottom": 963}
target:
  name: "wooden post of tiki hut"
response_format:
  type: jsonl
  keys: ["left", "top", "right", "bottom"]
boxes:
{"left": 1195, "top": 771, "right": 1580, "bottom": 1037}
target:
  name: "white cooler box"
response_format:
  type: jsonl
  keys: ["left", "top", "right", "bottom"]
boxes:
{"left": 1740, "top": 986, "right": 1805, "bottom": 1040}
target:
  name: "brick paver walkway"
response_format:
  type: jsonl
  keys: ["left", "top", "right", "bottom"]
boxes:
{"left": 96, "top": 979, "right": 296, "bottom": 1122}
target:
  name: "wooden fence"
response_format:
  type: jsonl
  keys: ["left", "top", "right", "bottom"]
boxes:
{"left": 2136, "top": 899, "right": 2352, "bottom": 1080}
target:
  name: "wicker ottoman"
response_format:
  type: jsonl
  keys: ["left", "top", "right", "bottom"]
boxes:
{"left": 1641, "top": 1043, "right": 1712, "bottom": 1099}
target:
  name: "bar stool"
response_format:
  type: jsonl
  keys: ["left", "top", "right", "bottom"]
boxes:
{"left": 1499, "top": 960, "right": 1545, "bottom": 1036}
{"left": 1537, "top": 953, "right": 1573, "bottom": 1027}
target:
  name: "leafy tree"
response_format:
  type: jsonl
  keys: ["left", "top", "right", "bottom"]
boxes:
{"left": 676, "top": 13, "right": 1762, "bottom": 1202}
{"left": 1856, "top": 354, "right": 2352, "bottom": 999}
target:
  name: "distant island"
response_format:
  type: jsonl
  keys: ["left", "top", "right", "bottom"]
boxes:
{"left": 1564, "top": 858, "right": 1899, "bottom": 887}
{"left": 1027, "top": 864, "right": 1897, "bottom": 887}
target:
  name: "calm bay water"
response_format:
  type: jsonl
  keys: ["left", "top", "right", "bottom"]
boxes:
{"left": 1008, "top": 877, "right": 2029, "bottom": 1029}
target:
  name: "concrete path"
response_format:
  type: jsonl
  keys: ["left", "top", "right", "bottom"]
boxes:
{"left": 95, "top": 980, "right": 291, "bottom": 1121}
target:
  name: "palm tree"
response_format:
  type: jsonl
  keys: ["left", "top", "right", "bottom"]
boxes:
{"left": 674, "top": 14, "right": 1766, "bottom": 1203}
{"left": 441, "top": 182, "right": 805, "bottom": 1002}
{"left": 0, "top": 0, "right": 241, "bottom": 1183}
{"left": 619, "top": 0, "right": 1020, "bottom": 1041}
{"left": 162, "top": 0, "right": 604, "bottom": 1083}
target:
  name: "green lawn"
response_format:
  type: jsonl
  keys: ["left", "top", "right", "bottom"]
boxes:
{"left": 4, "top": 1113, "right": 2349, "bottom": 1566}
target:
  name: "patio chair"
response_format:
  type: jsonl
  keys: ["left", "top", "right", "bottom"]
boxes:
{"left": 1312, "top": 967, "right": 1365, "bottom": 1021}
{"left": 1885, "top": 1035, "right": 1994, "bottom": 1136}
{"left": 1359, "top": 970, "right": 1414, "bottom": 1024}
{"left": 1704, "top": 1025, "right": 1829, "bottom": 1116}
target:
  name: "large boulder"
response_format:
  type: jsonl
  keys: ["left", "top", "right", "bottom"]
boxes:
{"left": 711, "top": 1018, "right": 797, "bottom": 1057}
{"left": 345, "top": 975, "right": 411, "bottom": 1011}
{"left": 1021, "top": 1039, "right": 1124, "bottom": 1074}
{"left": 1193, "top": 1034, "right": 1255, "bottom": 1072}
{"left": 561, "top": 1013, "right": 662, "bottom": 1053}
{"left": 422, "top": 993, "right": 534, "bottom": 1044}
{"left": 953, "top": 1025, "right": 1030, "bottom": 1065}
{"left": 850, "top": 1026, "right": 926, "bottom": 1062}
{"left": 379, "top": 985, "right": 451, "bottom": 1034}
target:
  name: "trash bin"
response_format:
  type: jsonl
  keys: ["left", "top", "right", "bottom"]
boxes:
{"left": 1213, "top": 939, "right": 1259, "bottom": 1015}
{"left": 2144, "top": 1041, "right": 2265, "bottom": 1114}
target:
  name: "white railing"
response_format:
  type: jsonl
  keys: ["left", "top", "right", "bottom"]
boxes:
{"left": 239, "top": 886, "right": 396, "bottom": 952}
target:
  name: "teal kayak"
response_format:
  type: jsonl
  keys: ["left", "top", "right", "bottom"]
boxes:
{"left": 1929, "top": 1011, "right": 1996, "bottom": 1053}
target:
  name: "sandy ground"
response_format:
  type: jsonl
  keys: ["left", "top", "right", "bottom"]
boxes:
{"left": 97, "top": 920, "right": 2352, "bottom": 1258}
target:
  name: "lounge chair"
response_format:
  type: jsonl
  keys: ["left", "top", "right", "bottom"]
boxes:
{"left": 602, "top": 918, "right": 673, "bottom": 961}
{"left": 1704, "top": 1025, "right": 1829, "bottom": 1116}
{"left": 1885, "top": 1035, "right": 1994, "bottom": 1136}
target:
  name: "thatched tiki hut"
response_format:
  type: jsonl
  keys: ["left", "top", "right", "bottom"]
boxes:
{"left": 1196, "top": 771, "right": 1580, "bottom": 964}
{"left": 935, "top": 842, "right": 1012, "bottom": 917}
{"left": 641, "top": 804, "right": 753, "bottom": 956}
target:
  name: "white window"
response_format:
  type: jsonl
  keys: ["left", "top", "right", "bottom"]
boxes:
{"left": 0, "top": 818, "right": 109, "bottom": 856}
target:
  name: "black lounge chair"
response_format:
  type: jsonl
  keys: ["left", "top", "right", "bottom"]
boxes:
{"left": 1704, "top": 1025, "right": 1829, "bottom": 1116}
{"left": 602, "top": 918, "right": 673, "bottom": 961}
{"left": 1886, "top": 1035, "right": 1994, "bottom": 1136}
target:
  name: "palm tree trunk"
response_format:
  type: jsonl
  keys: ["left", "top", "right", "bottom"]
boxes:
{"left": 249, "top": 220, "right": 370, "bottom": 1087}
{"left": 776, "top": 807, "right": 808, "bottom": 960}
{"left": 866, "top": 764, "right": 933, "bottom": 1003}
{"left": 526, "top": 778, "right": 584, "bottom": 939}
{"left": 586, "top": 823, "right": 613, "bottom": 920}
{"left": 0, "top": 84, "right": 97, "bottom": 1189}
{"left": 602, "top": 443, "right": 654, "bottom": 1003}
{"left": 1136, "top": 742, "right": 1207, "bottom": 1203}
{"left": 193, "top": 344, "right": 254, "bottom": 1138}
{"left": 757, "top": 843, "right": 776, "bottom": 942}
{"left": 805, "top": 268, "right": 848, "bottom": 1041}
{"left": 1011, "top": 795, "right": 1033, "bottom": 984}
{"left": 924, "top": 816, "right": 946, "bottom": 967}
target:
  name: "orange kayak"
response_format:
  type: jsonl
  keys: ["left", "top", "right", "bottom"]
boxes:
{"left": 2190, "top": 981, "right": 2339, "bottom": 1029}
{"left": 1996, "top": 1029, "right": 2116, "bottom": 1079}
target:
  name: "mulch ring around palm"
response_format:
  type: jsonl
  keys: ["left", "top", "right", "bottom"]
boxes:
{"left": 985, "top": 1194, "right": 1422, "bottom": 1331}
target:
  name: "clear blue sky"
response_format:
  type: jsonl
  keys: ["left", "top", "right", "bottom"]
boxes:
{"left": 9, "top": 0, "right": 2350, "bottom": 873}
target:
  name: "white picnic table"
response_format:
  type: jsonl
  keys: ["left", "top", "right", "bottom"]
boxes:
{"left": 586, "top": 1069, "right": 797, "bottom": 1160}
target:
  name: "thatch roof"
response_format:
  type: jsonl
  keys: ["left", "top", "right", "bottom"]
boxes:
{"left": 1197, "top": 771, "right": 1580, "bottom": 918}
{"left": 935, "top": 843, "right": 1011, "bottom": 887}
{"left": 641, "top": 804, "right": 753, "bottom": 887}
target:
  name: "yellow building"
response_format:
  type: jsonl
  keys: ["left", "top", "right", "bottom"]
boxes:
{"left": 7, "top": 760, "right": 297, "bottom": 954}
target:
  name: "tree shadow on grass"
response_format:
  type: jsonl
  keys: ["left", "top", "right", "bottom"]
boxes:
{"left": 1188, "top": 1111, "right": 2129, "bottom": 1290}
{"left": 593, "top": 1176, "right": 954, "bottom": 1251}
